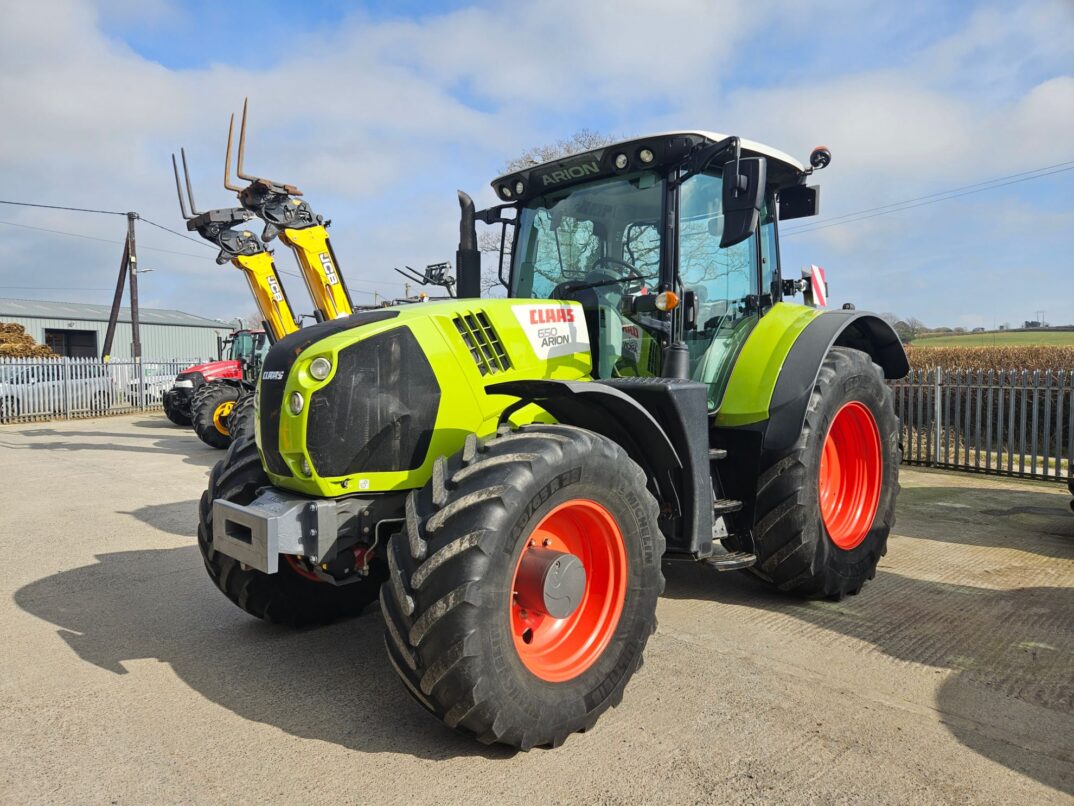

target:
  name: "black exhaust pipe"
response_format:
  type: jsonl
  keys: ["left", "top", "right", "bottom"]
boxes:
{"left": 456, "top": 190, "right": 481, "bottom": 298}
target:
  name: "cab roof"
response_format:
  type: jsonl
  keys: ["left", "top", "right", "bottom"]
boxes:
{"left": 491, "top": 131, "right": 806, "bottom": 205}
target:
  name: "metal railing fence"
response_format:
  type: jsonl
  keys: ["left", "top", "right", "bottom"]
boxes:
{"left": 0, "top": 356, "right": 196, "bottom": 424}
{"left": 891, "top": 369, "right": 1073, "bottom": 481}
{"left": 3, "top": 356, "right": 1073, "bottom": 485}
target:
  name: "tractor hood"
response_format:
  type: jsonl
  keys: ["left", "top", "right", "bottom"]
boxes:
{"left": 177, "top": 360, "right": 243, "bottom": 382}
{"left": 254, "top": 299, "right": 594, "bottom": 497}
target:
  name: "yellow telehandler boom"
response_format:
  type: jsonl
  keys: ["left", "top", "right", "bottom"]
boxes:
{"left": 172, "top": 149, "right": 299, "bottom": 342}
{"left": 225, "top": 100, "right": 355, "bottom": 322}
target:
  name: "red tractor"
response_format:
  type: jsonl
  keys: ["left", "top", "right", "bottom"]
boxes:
{"left": 163, "top": 328, "right": 267, "bottom": 448}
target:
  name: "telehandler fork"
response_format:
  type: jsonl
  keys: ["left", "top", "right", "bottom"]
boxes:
{"left": 171, "top": 148, "right": 300, "bottom": 447}
{"left": 226, "top": 99, "right": 355, "bottom": 322}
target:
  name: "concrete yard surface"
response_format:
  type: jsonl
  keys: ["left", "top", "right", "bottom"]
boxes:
{"left": 1, "top": 414, "right": 1072, "bottom": 804}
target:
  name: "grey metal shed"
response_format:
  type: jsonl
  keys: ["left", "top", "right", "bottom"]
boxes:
{"left": 0, "top": 297, "right": 233, "bottom": 361}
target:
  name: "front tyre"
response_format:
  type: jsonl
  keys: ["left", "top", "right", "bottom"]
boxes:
{"left": 380, "top": 425, "right": 664, "bottom": 750}
{"left": 196, "top": 437, "right": 383, "bottom": 626}
{"left": 751, "top": 347, "right": 899, "bottom": 599}
{"left": 163, "top": 388, "right": 192, "bottom": 426}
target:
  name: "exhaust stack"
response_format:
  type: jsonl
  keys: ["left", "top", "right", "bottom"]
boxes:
{"left": 455, "top": 190, "right": 481, "bottom": 298}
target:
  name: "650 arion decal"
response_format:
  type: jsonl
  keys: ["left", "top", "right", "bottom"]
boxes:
{"left": 512, "top": 303, "right": 590, "bottom": 359}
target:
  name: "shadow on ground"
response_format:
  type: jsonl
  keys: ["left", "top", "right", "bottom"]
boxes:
{"left": 662, "top": 482, "right": 1074, "bottom": 795}
{"left": 0, "top": 422, "right": 221, "bottom": 469}
{"left": 897, "top": 483, "right": 1074, "bottom": 555}
{"left": 13, "top": 544, "right": 510, "bottom": 761}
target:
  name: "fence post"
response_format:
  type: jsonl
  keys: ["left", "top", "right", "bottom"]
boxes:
{"left": 61, "top": 358, "right": 71, "bottom": 420}
{"left": 932, "top": 369, "right": 941, "bottom": 468}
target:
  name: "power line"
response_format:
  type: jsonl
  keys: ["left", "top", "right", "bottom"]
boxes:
{"left": 784, "top": 159, "right": 1074, "bottom": 231}
{"left": 0, "top": 285, "right": 114, "bottom": 291}
{"left": 139, "top": 216, "right": 214, "bottom": 248}
{"left": 0, "top": 219, "right": 209, "bottom": 259}
{"left": 782, "top": 161, "right": 1074, "bottom": 238}
{"left": 0, "top": 199, "right": 126, "bottom": 216}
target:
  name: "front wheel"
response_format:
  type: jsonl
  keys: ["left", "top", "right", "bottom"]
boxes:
{"left": 163, "top": 389, "right": 191, "bottom": 426}
{"left": 380, "top": 424, "right": 664, "bottom": 749}
{"left": 750, "top": 347, "right": 899, "bottom": 599}
{"left": 197, "top": 437, "right": 383, "bottom": 626}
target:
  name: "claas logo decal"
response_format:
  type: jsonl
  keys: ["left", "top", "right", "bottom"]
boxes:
{"left": 528, "top": 307, "right": 576, "bottom": 324}
{"left": 513, "top": 304, "right": 589, "bottom": 359}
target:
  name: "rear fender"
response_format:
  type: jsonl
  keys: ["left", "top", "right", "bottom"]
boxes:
{"left": 711, "top": 308, "right": 907, "bottom": 530}
{"left": 763, "top": 311, "right": 908, "bottom": 455}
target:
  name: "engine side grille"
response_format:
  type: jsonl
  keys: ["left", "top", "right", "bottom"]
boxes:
{"left": 453, "top": 312, "right": 511, "bottom": 375}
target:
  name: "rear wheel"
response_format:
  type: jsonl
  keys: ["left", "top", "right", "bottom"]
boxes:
{"left": 163, "top": 389, "right": 191, "bottom": 426}
{"left": 750, "top": 347, "right": 899, "bottom": 599}
{"left": 380, "top": 424, "right": 664, "bottom": 749}
{"left": 196, "top": 437, "right": 383, "bottom": 626}
{"left": 191, "top": 382, "right": 239, "bottom": 449}
{"left": 227, "top": 391, "right": 255, "bottom": 442}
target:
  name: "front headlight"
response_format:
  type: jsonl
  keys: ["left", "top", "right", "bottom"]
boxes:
{"left": 172, "top": 379, "right": 194, "bottom": 389}
{"left": 289, "top": 391, "right": 304, "bottom": 415}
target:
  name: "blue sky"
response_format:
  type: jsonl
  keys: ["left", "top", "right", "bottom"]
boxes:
{"left": 1, "top": 0, "right": 1071, "bottom": 329}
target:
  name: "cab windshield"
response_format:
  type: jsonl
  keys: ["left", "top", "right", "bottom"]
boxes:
{"left": 511, "top": 171, "right": 663, "bottom": 298}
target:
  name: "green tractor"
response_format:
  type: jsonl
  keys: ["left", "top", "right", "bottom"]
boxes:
{"left": 199, "top": 132, "right": 907, "bottom": 749}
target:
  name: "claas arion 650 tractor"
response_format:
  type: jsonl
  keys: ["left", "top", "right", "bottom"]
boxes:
{"left": 198, "top": 132, "right": 907, "bottom": 750}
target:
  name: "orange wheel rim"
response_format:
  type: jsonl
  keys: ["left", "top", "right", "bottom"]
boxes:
{"left": 819, "top": 401, "right": 882, "bottom": 550}
{"left": 510, "top": 499, "right": 628, "bottom": 683}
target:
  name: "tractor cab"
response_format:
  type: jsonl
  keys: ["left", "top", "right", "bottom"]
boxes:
{"left": 225, "top": 328, "right": 269, "bottom": 378}
{"left": 487, "top": 132, "right": 822, "bottom": 411}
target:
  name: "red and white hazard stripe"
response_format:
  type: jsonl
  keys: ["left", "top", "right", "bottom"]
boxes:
{"left": 807, "top": 264, "right": 827, "bottom": 307}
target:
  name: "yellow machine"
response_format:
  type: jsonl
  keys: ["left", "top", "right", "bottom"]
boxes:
{"left": 170, "top": 105, "right": 363, "bottom": 449}
{"left": 172, "top": 149, "right": 299, "bottom": 342}
{"left": 225, "top": 99, "right": 356, "bottom": 323}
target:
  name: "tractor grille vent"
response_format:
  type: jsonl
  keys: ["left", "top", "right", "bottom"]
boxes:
{"left": 453, "top": 312, "right": 512, "bottom": 375}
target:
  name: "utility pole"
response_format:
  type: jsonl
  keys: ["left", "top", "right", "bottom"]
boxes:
{"left": 127, "top": 212, "right": 142, "bottom": 362}
{"left": 101, "top": 212, "right": 144, "bottom": 364}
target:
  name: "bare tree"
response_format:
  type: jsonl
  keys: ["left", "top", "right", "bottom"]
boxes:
{"left": 501, "top": 130, "right": 618, "bottom": 174}
{"left": 481, "top": 130, "right": 618, "bottom": 294}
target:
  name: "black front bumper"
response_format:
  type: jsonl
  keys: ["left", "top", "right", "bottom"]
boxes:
{"left": 165, "top": 386, "right": 194, "bottom": 418}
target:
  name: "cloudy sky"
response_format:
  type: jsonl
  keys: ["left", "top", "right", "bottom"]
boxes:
{"left": 1, "top": 0, "right": 1072, "bottom": 329}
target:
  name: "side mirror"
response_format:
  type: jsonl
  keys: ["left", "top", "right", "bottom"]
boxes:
{"left": 719, "top": 157, "right": 767, "bottom": 248}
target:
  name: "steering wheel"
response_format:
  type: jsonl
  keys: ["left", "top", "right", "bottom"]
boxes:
{"left": 588, "top": 256, "right": 639, "bottom": 278}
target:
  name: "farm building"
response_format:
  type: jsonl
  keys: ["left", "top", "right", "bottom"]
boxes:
{"left": 0, "top": 297, "right": 232, "bottom": 361}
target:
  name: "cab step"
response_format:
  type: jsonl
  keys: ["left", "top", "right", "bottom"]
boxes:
{"left": 703, "top": 547, "right": 757, "bottom": 571}
{"left": 713, "top": 498, "right": 742, "bottom": 515}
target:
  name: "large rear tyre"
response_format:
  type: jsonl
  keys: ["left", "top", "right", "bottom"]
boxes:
{"left": 196, "top": 437, "right": 383, "bottom": 626}
{"left": 380, "top": 424, "right": 664, "bottom": 750}
{"left": 163, "top": 389, "right": 191, "bottom": 426}
{"left": 227, "top": 391, "right": 255, "bottom": 442}
{"left": 750, "top": 347, "right": 899, "bottom": 599}
{"left": 191, "top": 382, "right": 239, "bottom": 449}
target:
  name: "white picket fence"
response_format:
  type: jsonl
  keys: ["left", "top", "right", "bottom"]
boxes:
{"left": 0, "top": 356, "right": 197, "bottom": 424}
